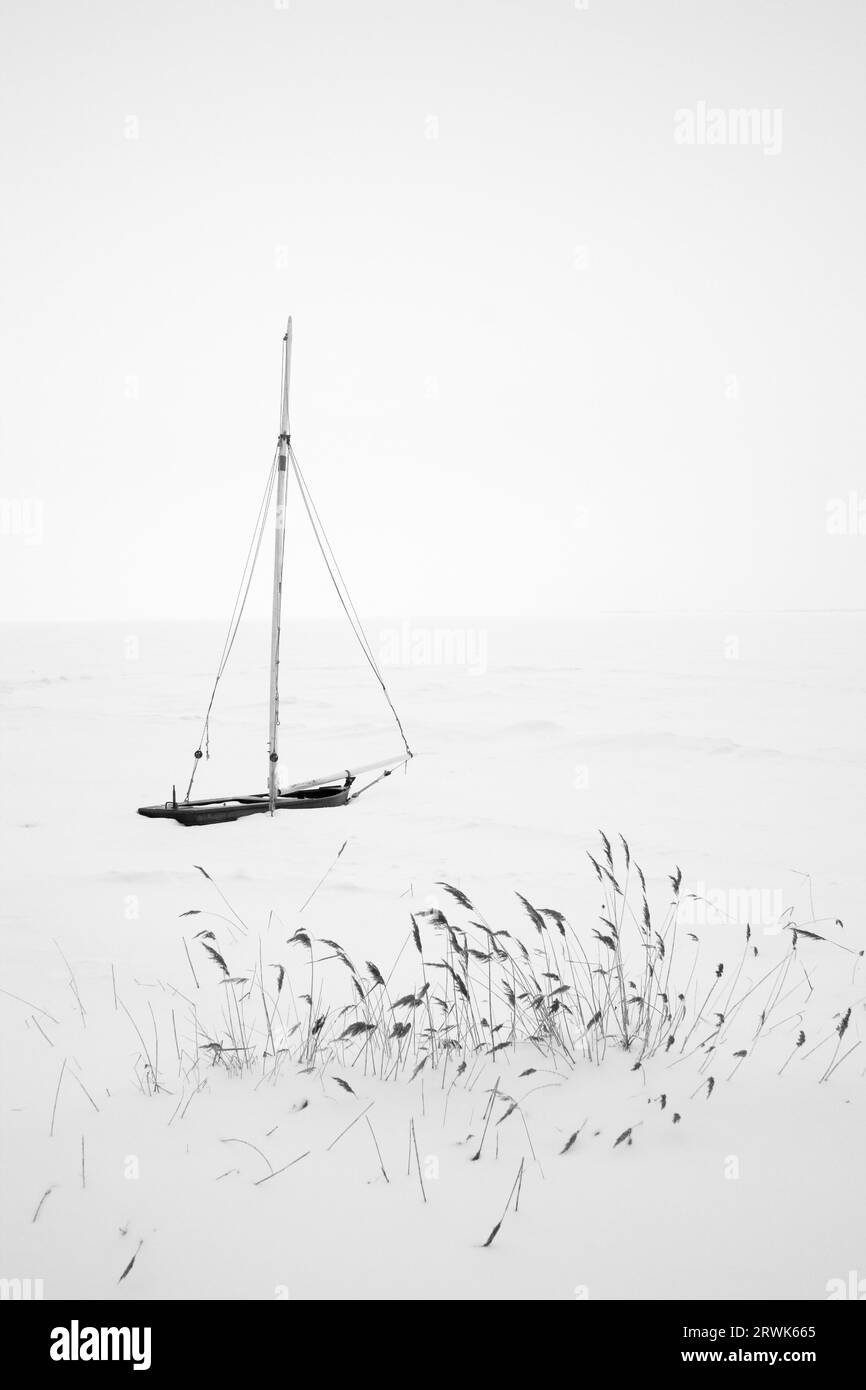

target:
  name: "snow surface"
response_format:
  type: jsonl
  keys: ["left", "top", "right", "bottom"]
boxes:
{"left": 1, "top": 615, "right": 864, "bottom": 1300}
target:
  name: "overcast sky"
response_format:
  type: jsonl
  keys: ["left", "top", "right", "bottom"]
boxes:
{"left": 1, "top": 0, "right": 864, "bottom": 621}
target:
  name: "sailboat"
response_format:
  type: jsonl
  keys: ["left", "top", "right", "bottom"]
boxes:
{"left": 138, "top": 318, "right": 412, "bottom": 826}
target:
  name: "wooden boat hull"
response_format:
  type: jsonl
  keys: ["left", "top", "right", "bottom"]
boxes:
{"left": 138, "top": 781, "right": 353, "bottom": 826}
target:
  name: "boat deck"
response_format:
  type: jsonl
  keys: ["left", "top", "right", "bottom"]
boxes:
{"left": 137, "top": 780, "right": 353, "bottom": 825}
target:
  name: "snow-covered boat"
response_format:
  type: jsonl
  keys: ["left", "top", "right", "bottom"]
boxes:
{"left": 138, "top": 319, "right": 412, "bottom": 825}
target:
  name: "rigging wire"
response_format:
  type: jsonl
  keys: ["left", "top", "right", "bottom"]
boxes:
{"left": 290, "top": 448, "right": 388, "bottom": 677}
{"left": 182, "top": 434, "right": 413, "bottom": 803}
{"left": 184, "top": 447, "right": 279, "bottom": 801}
{"left": 289, "top": 444, "right": 413, "bottom": 760}
{"left": 348, "top": 752, "right": 412, "bottom": 802}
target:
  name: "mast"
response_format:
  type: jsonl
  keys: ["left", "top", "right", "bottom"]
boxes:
{"left": 268, "top": 317, "right": 292, "bottom": 812}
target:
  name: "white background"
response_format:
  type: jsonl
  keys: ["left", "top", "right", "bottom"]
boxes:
{"left": 2, "top": 0, "right": 865, "bottom": 622}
